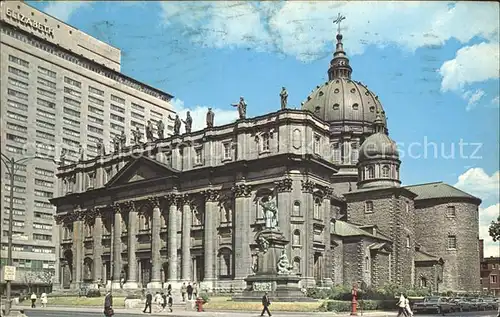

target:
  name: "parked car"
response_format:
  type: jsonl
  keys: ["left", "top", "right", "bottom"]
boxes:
{"left": 450, "top": 297, "right": 472, "bottom": 312}
{"left": 483, "top": 298, "right": 499, "bottom": 310}
{"left": 467, "top": 298, "right": 488, "bottom": 311}
{"left": 413, "top": 296, "right": 452, "bottom": 315}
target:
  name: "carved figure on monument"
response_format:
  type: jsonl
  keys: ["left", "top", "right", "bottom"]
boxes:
{"left": 260, "top": 196, "right": 278, "bottom": 229}
{"left": 146, "top": 120, "right": 154, "bottom": 142}
{"left": 59, "top": 148, "right": 67, "bottom": 166}
{"left": 182, "top": 111, "right": 193, "bottom": 134}
{"left": 231, "top": 96, "right": 247, "bottom": 120}
{"left": 277, "top": 250, "right": 293, "bottom": 275}
{"left": 169, "top": 114, "right": 182, "bottom": 135}
{"left": 96, "top": 139, "right": 105, "bottom": 156}
{"left": 113, "top": 134, "right": 121, "bottom": 153}
{"left": 280, "top": 87, "right": 288, "bottom": 110}
{"left": 157, "top": 119, "right": 165, "bottom": 139}
{"left": 120, "top": 130, "right": 126, "bottom": 148}
{"left": 133, "top": 126, "right": 142, "bottom": 144}
{"left": 257, "top": 235, "right": 270, "bottom": 254}
{"left": 206, "top": 108, "right": 215, "bottom": 128}
{"left": 251, "top": 255, "right": 258, "bottom": 273}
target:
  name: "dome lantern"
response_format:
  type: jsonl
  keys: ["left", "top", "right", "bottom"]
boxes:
{"left": 328, "top": 14, "right": 352, "bottom": 80}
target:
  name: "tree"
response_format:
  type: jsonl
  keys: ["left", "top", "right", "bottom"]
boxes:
{"left": 23, "top": 270, "right": 55, "bottom": 293}
{"left": 489, "top": 215, "right": 500, "bottom": 242}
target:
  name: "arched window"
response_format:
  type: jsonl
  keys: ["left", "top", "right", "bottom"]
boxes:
{"left": 261, "top": 133, "right": 270, "bottom": 152}
{"left": 367, "top": 166, "right": 375, "bottom": 179}
{"left": 139, "top": 214, "right": 150, "bottom": 231}
{"left": 313, "top": 198, "right": 321, "bottom": 219}
{"left": 351, "top": 142, "right": 359, "bottom": 163}
{"left": 420, "top": 276, "right": 427, "bottom": 288}
{"left": 365, "top": 201, "right": 374, "bottom": 213}
{"left": 218, "top": 248, "right": 232, "bottom": 278}
{"left": 332, "top": 143, "right": 341, "bottom": 163}
{"left": 382, "top": 165, "right": 390, "bottom": 178}
{"left": 292, "top": 201, "right": 301, "bottom": 216}
{"left": 406, "top": 235, "right": 411, "bottom": 248}
{"left": 293, "top": 257, "right": 301, "bottom": 274}
{"left": 365, "top": 256, "right": 370, "bottom": 271}
{"left": 293, "top": 229, "right": 301, "bottom": 246}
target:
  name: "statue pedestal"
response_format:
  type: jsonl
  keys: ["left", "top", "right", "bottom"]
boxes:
{"left": 233, "top": 228, "right": 314, "bottom": 302}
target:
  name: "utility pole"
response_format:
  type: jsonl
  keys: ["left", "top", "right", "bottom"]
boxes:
{"left": 1, "top": 153, "right": 58, "bottom": 316}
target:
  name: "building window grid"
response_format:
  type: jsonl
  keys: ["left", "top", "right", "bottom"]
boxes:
{"left": 8, "top": 88, "right": 28, "bottom": 101}
{"left": 34, "top": 190, "right": 53, "bottom": 198}
{"left": 88, "top": 105, "right": 104, "bottom": 116}
{"left": 447, "top": 206, "right": 456, "bottom": 217}
{"left": 35, "top": 179, "right": 54, "bottom": 188}
{"left": 6, "top": 122, "right": 28, "bottom": 133}
{"left": 4, "top": 208, "right": 26, "bottom": 217}
{"left": 35, "top": 200, "right": 53, "bottom": 209}
{"left": 64, "top": 76, "right": 82, "bottom": 88}
{"left": 33, "top": 233, "right": 52, "bottom": 241}
{"left": 38, "top": 66, "right": 57, "bottom": 78}
{"left": 7, "top": 99, "right": 28, "bottom": 112}
{"left": 150, "top": 110, "right": 163, "bottom": 118}
{"left": 63, "top": 107, "right": 81, "bottom": 118}
{"left": 37, "top": 98, "right": 56, "bottom": 109}
{"left": 33, "top": 223, "right": 53, "bottom": 231}
{"left": 63, "top": 138, "right": 80, "bottom": 148}
{"left": 6, "top": 133, "right": 27, "bottom": 144}
{"left": 37, "top": 108, "right": 56, "bottom": 121}
{"left": 35, "top": 212, "right": 54, "bottom": 220}
{"left": 131, "top": 112, "right": 145, "bottom": 120}
{"left": 447, "top": 235, "right": 457, "bottom": 249}
{"left": 64, "top": 96, "right": 81, "bottom": 107}
{"left": 5, "top": 174, "right": 27, "bottom": 183}
{"left": 9, "top": 55, "right": 29, "bottom": 68}
{"left": 111, "top": 95, "right": 125, "bottom": 104}
{"left": 4, "top": 197, "right": 26, "bottom": 205}
{"left": 37, "top": 77, "right": 56, "bottom": 89}
{"left": 365, "top": 201, "right": 374, "bottom": 213}
{"left": 131, "top": 103, "right": 144, "bottom": 112}
{"left": 36, "top": 119, "right": 55, "bottom": 130}
{"left": 110, "top": 104, "right": 125, "bottom": 114}
{"left": 88, "top": 125, "right": 104, "bottom": 134}
{"left": 63, "top": 117, "right": 80, "bottom": 127}
{"left": 63, "top": 127, "right": 80, "bottom": 137}
{"left": 4, "top": 184, "right": 26, "bottom": 193}
{"left": 88, "top": 116, "right": 104, "bottom": 125}
{"left": 7, "top": 111, "right": 28, "bottom": 123}
{"left": 8, "top": 77, "right": 29, "bottom": 90}
{"left": 37, "top": 88, "right": 56, "bottom": 100}
{"left": 110, "top": 113, "right": 125, "bottom": 123}
{"left": 35, "top": 168, "right": 54, "bottom": 178}
{"left": 88, "top": 95, "right": 104, "bottom": 106}
{"left": 8, "top": 66, "right": 29, "bottom": 79}
{"left": 6, "top": 145, "right": 23, "bottom": 154}
{"left": 111, "top": 123, "right": 124, "bottom": 131}
{"left": 36, "top": 130, "right": 56, "bottom": 141}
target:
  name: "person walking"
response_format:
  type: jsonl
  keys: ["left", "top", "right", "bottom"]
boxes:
{"left": 103, "top": 291, "right": 114, "bottom": 317}
{"left": 153, "top": 291, "right": 162, "bottom": 312}
{"left": 167, "top": 292, "right": 173, "bottom": 313}
{"left": 41, "top": 292, "right": 48, "bottom": 308}
{"left": 193, "top": 282, "right": 199, "bottom": 298}
{"left": 143, "top": 291, "right": 153, "bottom": 314}
{"left": 260, "top": 292, "right": 272, "bottom": 317}
{"left": 30, "top": 292, "right": 37, "bottom": 308}
{"left": 181, "top": 282, "right": 187, "bottom": 302}
{"left": 396, "top": 293, "right": 408, "bottom": 317}
{"left": 187, "top": 282, "right": 193, "bottom": 300}
{"left": 161, "top": 292, "right": 167, "bottom": 311}
{"left": 404, "top": 294, "right": 413, "bottom": 317}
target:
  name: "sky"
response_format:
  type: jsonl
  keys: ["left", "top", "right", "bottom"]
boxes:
{"left": 30, "top": 1, "right": 499, "bottom": 257}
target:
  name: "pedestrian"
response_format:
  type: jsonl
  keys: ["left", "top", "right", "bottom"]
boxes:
{"left": 161, "top": 292, "right": 167, "bottom": 311}
{"left": 167, "top": 292, "right": 173, "bottom": 312}
{"left": 153, "top": 291, "right": 162, "bottom": 312}
{"left": 143, "top": 291, "right": 152, "bottom": 314}
{"left": 396, "top": 293, "right": 408, "bottom": 317}
{"left": 404, "top": 294, "right": 413, "bottom": 317}
{"left": 261, "top": 292, "right": 272, "bottom": 317}
{"left": 30, "top": 292, "right": 37, "bottom": 308}
{"left": 103, "top": 290, "right": 114, "bottom": 317}
{"left": 41, "top": 292, "right": 48, "bottom": 308}
{"left": 193, "top": 282, "right": 198, "bottom": 298}
{"left": 181, "top": 282, "right": 187, "bottom": 302}
{"left": 187, "top": 282, "right": 193, "bottom": 300}
{"left": 167, "top": 283, "right": 172, "bottom": 294}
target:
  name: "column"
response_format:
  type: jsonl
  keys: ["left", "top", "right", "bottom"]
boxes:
{"left": 202, "top": 189, "right": 218, "bottom": 291}
{"left": 148, "top": 198, "right": 163, "bottom": 288}
{"left": 52, "top": 222, "right": 62, "bottom": 290}
{"left": 301, "top": 180, "right": 316, "bottom": 287}
{"left": 232, "top": 183, "right": 252, "bottom": 290}
{"left": 92, "top": 211, "right": 103, "bottom": 288}
{"left": 181, "top": 195, "right": 192, "bottom": 281}
{"left": 276, "top": 177, "right": 292, "bottom": 253}
{"left": 167, "top": 194, "right": 178, "bottom": 282}
{"left": 322, "top": 189, "right": 333, "bottom": 286}
{"left": 111, "top": 206, "right": 122, "bottom": 289}
{"left": 124, "top": 202, "right": 139, "bottom": 289}
{"left": 71, "top": 216, "right": 84, "bottom": 289}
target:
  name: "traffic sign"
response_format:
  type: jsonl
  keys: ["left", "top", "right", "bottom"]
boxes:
{"left": 3, "top": 265, "right": 16, "bottom": 281}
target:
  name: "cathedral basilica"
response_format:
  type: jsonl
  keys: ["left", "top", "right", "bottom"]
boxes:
{"left": 51, "top": 31, "right": 481, "bottom": 294}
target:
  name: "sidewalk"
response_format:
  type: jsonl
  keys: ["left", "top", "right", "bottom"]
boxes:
{"left": 13, "top": 306, "right": 398, "bottom": 317}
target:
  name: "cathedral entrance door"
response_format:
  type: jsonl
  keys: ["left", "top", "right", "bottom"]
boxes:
{"left": 140, "top": 259, "right": 151, "bottom": 288}
{"left": 195, "top": 256, "right": 204, "bottom": 282}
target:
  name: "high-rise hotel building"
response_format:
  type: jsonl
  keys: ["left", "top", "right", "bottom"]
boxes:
{"left": 0, "top": 1, "right": 175, "bottom": 291}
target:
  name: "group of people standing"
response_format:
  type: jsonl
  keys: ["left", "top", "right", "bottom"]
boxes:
{"left": 142, "top": 290, "right": 173, "bottom": 314}
{"left": 29, "top": 292, "right": 48, "bottom": 308}
{"left": 396, "top": 293, "right": 414, "bottom": 317}
{"left": 180, "top": 282, "right": 199, "bottom": 302}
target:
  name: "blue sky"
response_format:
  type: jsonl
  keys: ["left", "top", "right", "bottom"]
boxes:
{"left": 30, "top": 1, "right": 499, "bottom": 256}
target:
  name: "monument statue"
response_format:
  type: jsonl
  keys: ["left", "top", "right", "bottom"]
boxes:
{"left": 133, "top": 126, "right": 142, "bottom": 144}
{"left": 280, "top": 87, "right": 288, "bottom": 110}
{"left": 231, "top": 96, "right": 247, "bottom": 120}
{"left": 260, "top": 196, "right": 278, "bottom": 229}
{"left": 206, "top": 107, "right": 215, "bottom": 128}
{"left": 146, "top": 120, "right": 154, "bottom": 142}
{"left": 120, "top": 130, "right": 126, "bottom": 148}
{"left": 59, "top": 148, "right": 67, "bottom": 166}
{"left": 96, "top": 139, "right": 105, "bottom": 156}
{"left": 170, "top": 114, "right": 181, "bottom": 135}
{"left": 182, "top": 111, "right": 193, "bottom": 133}
{"left": 257, "top": 235, "right": 270, "bottom": 254}
{"left": 113, "top": 134, "right": 120, "bottom": 153}
{"left": 277, "top": 250, "right": 293, "bottom": 275}
{"left": 157, "top": 119, "right": 165, "bottom": 139}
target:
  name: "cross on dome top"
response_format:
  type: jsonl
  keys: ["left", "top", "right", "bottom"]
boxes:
{"left": 328, "top": 13, "right": 352, "bottom": 80}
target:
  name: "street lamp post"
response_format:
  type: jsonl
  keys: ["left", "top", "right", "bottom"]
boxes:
{"left": 1, "top": 153, "right": 58, "bottom": 316}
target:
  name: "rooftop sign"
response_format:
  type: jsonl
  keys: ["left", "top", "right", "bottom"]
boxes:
{"left": 6, "top": 8, "right": 54, "bottom": 37}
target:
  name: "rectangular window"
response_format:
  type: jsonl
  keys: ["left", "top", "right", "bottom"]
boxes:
{"left": 6, "top": 145, "right": 23, "bottom": 154}
{"left": 150, "top": 110, "right": 163, "bottom": 118}
{"left": 110, "top": 123, "right": 124, "bottom": 131}
{"left": 195, "top": 148, "right": 203, "bottom": 165}
{"left": 4, "top": 208, "right": 26, "bottom": 216}
{"left": 131, "top": 121, "right": 144, "bottom": 129}
{"left": 37, "top": 98, "right": 56, "bottom": 109}
{"left": 87, "top": 125, "right": 103, "bottom": 134}
{"left": 35, "top": 168, "right": 54, "bottom": 178}
{"left": 88, "top": 105, "right": 103, "bottom": 116}
{"left": 7, "top": 111, "right": 28, "bottom": 123}
{"left": 110, "top": 104, "right": 125, "bottom": 113}
{"left": 64, "top": 87, "right": 81, "bottom": 99}
{"left": 63, "top": 117, "right": 80, "bottom": 127}
{"left": 36, "top": 142, "right": 55, "bottom": 152}
{"left": 88, "top": 116, "right": 103, "bottom": 125}
{"left": 8, "top": 77, "right": 28, "bottom": 90}
{"left": 36, "top": 130, "right": 55, "bottom": 141}
{"left": 14, "top": 164, "right": 27, "bottom": 172}
{"left": 4, "top": 196, "right": 26, "bottom": 205}
{"left": 491, "top": 275, "right": 498, "bottom": 284}
{"left": 4, "top": 185, "right": 26, "bottom": 193}
{"left": 365, "top": 201, "right": 374, "bottom": 213}
{"left": 131, "top": 103, "right": 144, "bottom": 112}
{"left": 37, "top": 108, "right": 56, "bottom": 121}
{"left": 447, "top": 235, "right": 457, "bottom": 249}
{"left": 35, "top": 200, "right": 53, "bottom": 209}
{"left": 7, "top": 99, "right": 28, "bottom": 112}
{"left": 9, "top": 66, "right": 29, "bottom": 79}
{"left": 223, "top": 142, "right": 231, "bottom": 160}
{"left": 332, "top": 143, "right": 341, "bottom": 163}
{"left": 88, "top": 135, "right": 102, "bottom": 144}
{"left": 35, "top": 179, "right": 54, "bottom": 188}
{"left": 89, "top": 86, "right": 104, "bottom": 96}
{"left": 63, "top": 107, "right": 81, "bottom": 118}
{"left": 38, "top": 66, "right": 56, "bottom": 78}
{"left": 5, "top": 173, "right": 27, "bottom": 183}
{"left": 447, "top": 206, "right": 456, "bottom": 217}
{"left": 6, "top": 133, "right": 27, "bottom": 144}
{"left": 8, "top": 88, "right": 28, "bottom": 101}
{"left": 131, "top": 112, "right": 144, "bottom": 120}
{"left": 111, "top": 94, "right": 125, "bottom": 104}
{"left": 37, "top": 88, "right": 56, "bottom": 100}
{"left": 110, "top": 113, "right": 125, "bottom": 123}
{"left": 37, "top": 77, "right": 56, "bottom": 89}
{"left": 9, "top": 55, "right": 29, "bottom": 67}
{"left": 64, "top": 76, "right": 81, "bottom": 88}
{"left": 313, "top": 134, "right": 321, "bottom": 154}
{"left": 63, "top": 127, "right": 80, "bottom": 137}
{"left": 64, "top": 96, "right": 80, "bottom": 107}
{"left": 88, "top": 95, "right": 104, "bottom": 106}
{"left": 34, "top": 212, "right": 53, "bottom": 220}
{"left": 34, "top": 190, "right": 53, "bottom": 198}
{"left": 33, "top": 233, "right": 52, "bottom": 241}
{"left": 36, "top": 119, "right": 55, "bottom": 130}
{"left": 63, "top": 138, "right": 80, "bottom": 148}
{"left": 6, "top": 123, "right": 27, "bottom": 133}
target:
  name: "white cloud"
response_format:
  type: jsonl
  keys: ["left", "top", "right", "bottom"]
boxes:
{"left": 479, "top": 203, "right": 500, "bottom": 258}
{"left": 462, "top": 89, "right": 486, "bottom": 111}
{"left": 159, "top": 2, "right": 499, "bottom": 61}
{"left": 455, "top": 168, "right": 499, "bottom": 202}
{"left": 170, "top": 98, "right": 238, "bottom": 133}
{"left": 43, "top": 1, "right": 90, "bottom": 22}
{"left": 439, "top": 42, "right": 500, "bottom": 92}
{"left": 491, "top": 96, "right": 500, "bottom": 106}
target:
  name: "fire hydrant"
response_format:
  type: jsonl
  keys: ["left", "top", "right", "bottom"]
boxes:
{"left": 351, "top": 284, "right": 358, "bottom": 316}
{"left": 195, "top": 297, "right": 204, "bottom": 312}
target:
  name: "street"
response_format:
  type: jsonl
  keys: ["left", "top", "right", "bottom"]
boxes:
{"left": 12, "top": 308, "right": 500, "bottom": 317}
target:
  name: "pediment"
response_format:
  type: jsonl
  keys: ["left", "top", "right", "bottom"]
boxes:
{"left": 105, "top": 156, "right": 180, "bottom": 188}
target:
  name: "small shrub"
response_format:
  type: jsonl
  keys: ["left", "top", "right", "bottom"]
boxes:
{"left": 125, "top": 294, "right": 142, "bottom": 300}
{"left": 86, "top": 289, "right": 101, "bottom": 298}
{"left": 199, "top": 292, "right": 210, "bottom": 304}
